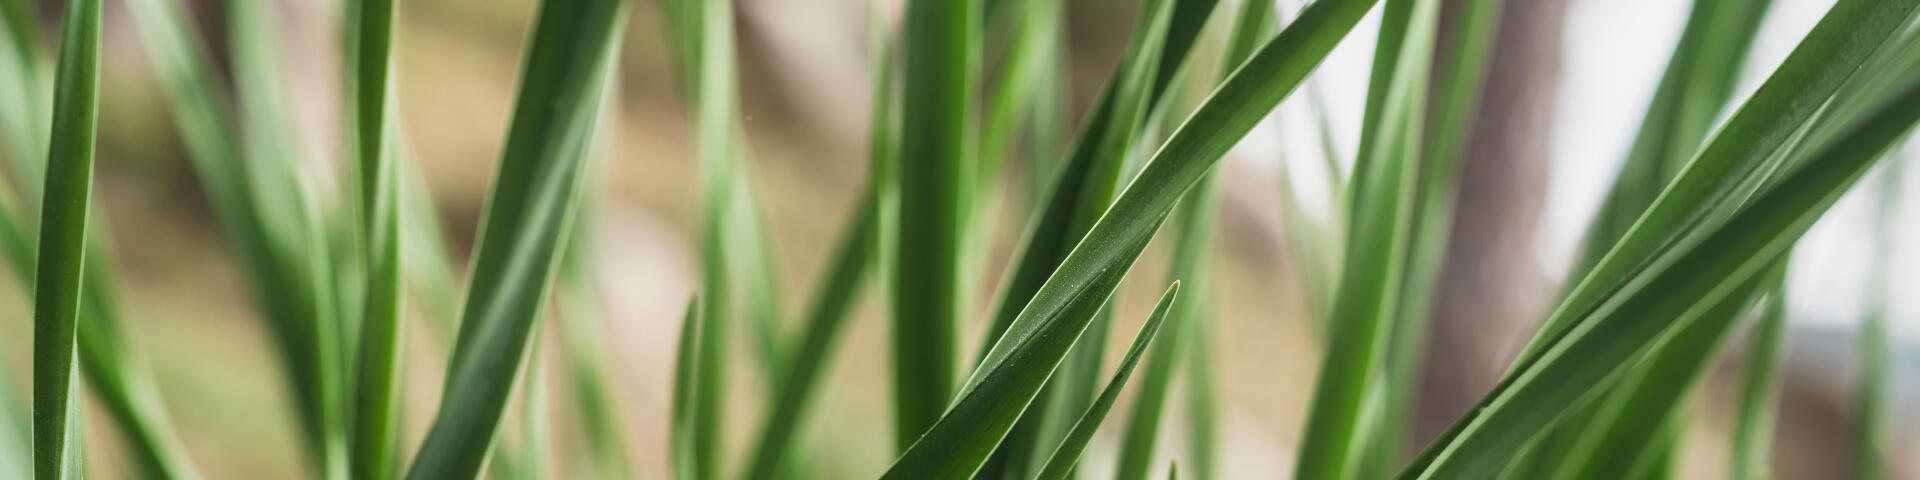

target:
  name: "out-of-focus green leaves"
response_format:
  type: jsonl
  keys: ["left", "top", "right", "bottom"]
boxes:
{"left": 1399, "top": 2, "right": 1920, "bottom": 473}
{"left": 403, "top": 0, "right": 624, "bottom": 477}
{"left": 1293, "top": 0, "right": 1437, "bottom": 477}
{"left": 1731, "top": 282, "right": 1788, "bottom": 480}
{"left": 1855, "top": 161, "right": 1902, "bottom": 480}
{"left": 30, "top": 1, "right": 101, "bottom": 478}
{"left": 1034, "top": 284, "right": 1178, "bottom": 480}
{"left": 1515, "top": 0, "right": 1776, "bottom": 475}
{"left": 127, "top": 0, "right": 351, "bottom": 475}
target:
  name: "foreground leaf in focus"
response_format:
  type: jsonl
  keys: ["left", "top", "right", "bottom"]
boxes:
{"left": 881, "top": 0, "right": 1384, "bottom": 475}
{"left": 1034, "top": 284, "right": 1178, "bottom": 480}
{"left": 30, "top": 1, "right": 100, "bottom": 477}
{"left": 404, "top": 0, "right": 625, "bottom": 477}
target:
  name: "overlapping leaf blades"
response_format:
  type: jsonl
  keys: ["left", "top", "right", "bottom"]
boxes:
{"left": 404, "top": 0, "right": 625, "bottom": 477}
{"left": 1399, "top": 1, "right": 1920, "bottom": 476}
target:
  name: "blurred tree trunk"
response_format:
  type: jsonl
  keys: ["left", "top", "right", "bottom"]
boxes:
{"left": 1412, "top": 0, "right": 1568, "bottom": 449}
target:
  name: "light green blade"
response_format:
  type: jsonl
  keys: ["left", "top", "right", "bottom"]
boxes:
{"left": 1034, "top": 284, "right": 1179, "bottom": 480}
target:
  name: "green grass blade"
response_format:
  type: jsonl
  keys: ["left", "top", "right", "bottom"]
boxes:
{"left": 1540, "top": 261, "right": 1781, "bottom": 480}
{"left": 1410, "top": 0, "right": 1920, "bottom": 475}
{"left": 742, "top": 198, "right": 877, "bottom": 480}
{"left": 1034, "top": 283, "right": 1178, "bottom": 480}
{"left": 882, "top": 0, "right": 1380, "bottom": 475}
{"left": 1730, "top": 281, "right": 1788, "bottom": 480}
{"left": 1362, "top": 0, "right": 1505, "bottom": 475}
{"left": 402, "top": 0, "right": 625, "bottom": 477}
{"left": 1516, "top": 0, "right": 1776, "bottom": 475}
{"left": 227, "top": 1, "right": 351, "bottom": 476}
{"left": 126, "top": 0, "right": 347, "bottom": 474}
{"left": 742, "top": 11, "right": 896, "bottom": 473}
{"left": 890, "top": 0, "right": 979, "bottom": 450}
{"left": 973, "top": 0, "right": 1202, "bottom": 473}
{"left": 1293, "top": 0, "right": 1437, "bottom": 477}
{"left": 0, "top": 4, "right": 202, "bottom": 479}
{"left": 673, "top": 0, "right": 743, "bottom": 473}
{"left": 1566, "top": 0, "right": 1776, "bottom": 284}
{"left": 1516, "top": 0, "right": 1916, "bottom": 382}
{"left": 347, "top": 0, "right": 406, "bottom": 477}
{"left": 1113, "top": 0, "right": 1280, "bottom": 473}
{"left": 672, "top": 296, "right": 701, "bottom": 480}
{"left": 29, "top": 0, "right": 98, "bottom": 477}
{"left": 1397, "top": 50, "right": 1920, "bottom": 479}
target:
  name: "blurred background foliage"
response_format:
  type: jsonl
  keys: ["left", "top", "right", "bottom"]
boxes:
{"left": 0, "top": 0, "right": 1912, "bottom": 478}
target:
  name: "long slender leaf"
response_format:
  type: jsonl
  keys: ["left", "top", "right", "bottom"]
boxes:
{"left": 671, "top": 296, "right": 701, "bottom": 480}
{"left": 0, "top": 3, "right": 201, "bottom": 479}
{"left": 346, "top": 0, "right": 406, "bottom": 477}
{"left": 228, "top": 1, "right": 351, "bottom": 476}
{"left": 1034, "top": 283, "right": 1178, "bottom": 480}
{"left": 1398, "top": 33, "right": 1920, "bottom": 478}
{"left": 403, "top": 0, "right": 624, "bottom": 476}
{"left": 1114, "top": 0, "right": 1278, "bottom": 474}
{"left": 1294, "top": 0, "right": 1437, "bottom": 477}
{"left": 891, "top": 0, "right": 979, "bottom": 450}
{"left": 882, "top": 0, "right": 1382, "bottom": 475}
{"left": 29, "top": 1, "right": 99, "bottom": 477}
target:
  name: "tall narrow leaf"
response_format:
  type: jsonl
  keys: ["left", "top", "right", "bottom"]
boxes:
{"left": 1293, "top": 0, "right": 1437, "bottom": 477}
{"left": 403, "top": 0, "right": 625, "bottom": 477}
{"left": 891, "top": 0, "right": 978, "bottom": 449}
{"left": 347, "top": 0, "right": 406, "bottom": 477}
{"left": 881, "top": 0, "right": 1383, "bottom": 474}
{"left": 1034, "top": 284, "right": 1179, "bottom": 480}
{"left": 29, "top": 0, "right": 98, "bottom": 477}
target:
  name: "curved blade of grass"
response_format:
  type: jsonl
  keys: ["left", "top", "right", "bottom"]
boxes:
{"left": 890, "top": 0, "right": 980, "bottom": 449}
{"left": 403, "top": 0, "right": 625, "bottom": 477}
{"left": 1505, "top": 0, "right": 1918, "bottom": 393}
{"left": 883, "top": 0, "right": 1382, "bottom": 475}
{"left": 0, "top": 4, "right": 202, "bottom": 479}
{"left": 1397, "top": 49, "right": 1920, "bottom": 479}
{"left": 1112, "top": 0, "right": 1279, "bottom": 474}
{"left": 1362, "top": 0, "right": 1505, "bottom": 475}
{"left": 346, "top": 0, "right": 406, "bottom": 476}
{"left": 741, "top": 7, "right": 897, "bottom": 473}
{"left": 1730, "top": 280, "right": 1788, "bottom": 480}
{"left": 1561, "top": 0, "right": 1775, "bottom": 284}
{"left": 1516, "top": 0, "right": 1777, "bottom": 475}
{"left": 29, "top": 0, "right": 99, "bottom": 477}
{"left": 1410, "top": 0, "right": 1920, "bottom": 475}
{"left": 974, "top": 0, "right": 1202, "bottom": 474}
{"left": 1033, "top": 283, "right": 1177, "bottom": 480}
{"left": 1294, "top": 0, "right": 1438, "bottom": 477}
{"left": 1539, "top": 260, "right": 1781, "bottom": 480}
